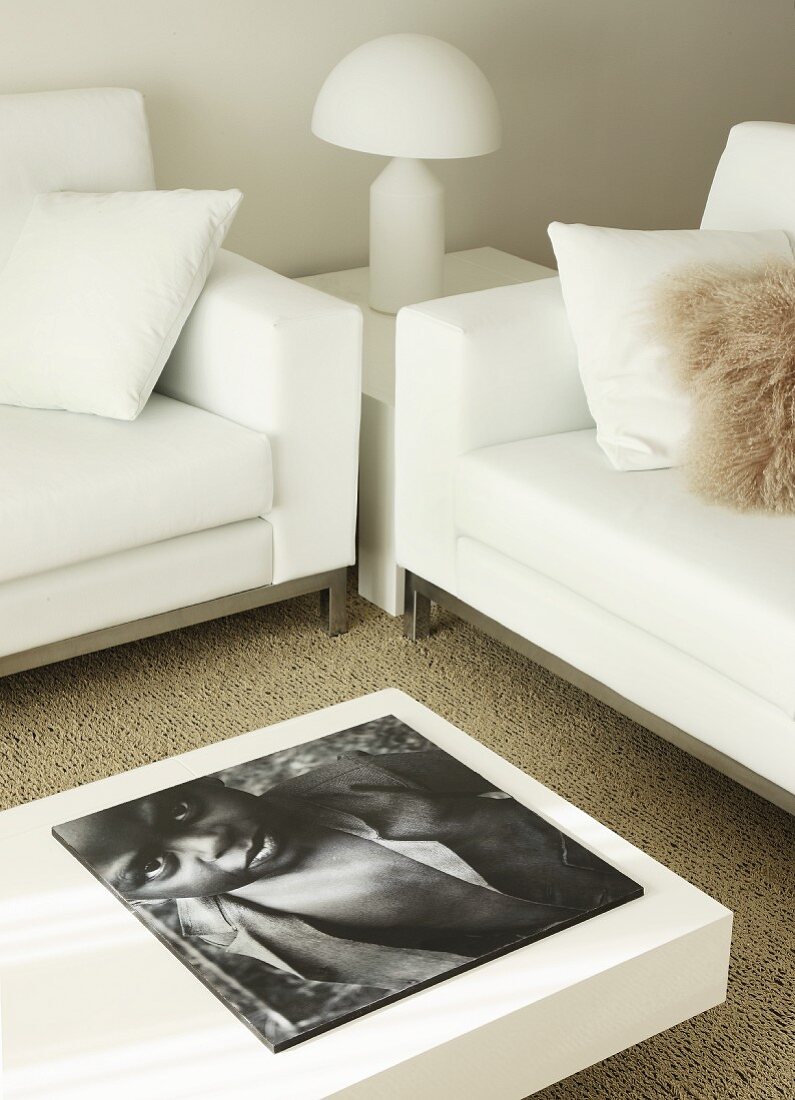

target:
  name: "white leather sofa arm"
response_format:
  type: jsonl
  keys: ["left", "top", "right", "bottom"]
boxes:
{"left": 395, "top": 276, "right": 592, "bottom": 594}
{"left": 159, "top": 248, "right": 363, "bottom": 584}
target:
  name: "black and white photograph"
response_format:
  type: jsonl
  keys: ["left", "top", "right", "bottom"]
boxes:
{"left": 53, "top": 715, "right": 643, "bottom": 1052}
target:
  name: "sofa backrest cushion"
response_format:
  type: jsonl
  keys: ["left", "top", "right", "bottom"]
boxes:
{"left": 0, "top": 87, "right": 155, "bottom": 270}
{"left": 701, "top": 121, "right": 795, "bottom": 237}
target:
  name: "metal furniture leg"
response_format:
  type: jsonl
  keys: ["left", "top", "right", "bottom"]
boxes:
{"left": 403, "top": 571, "right": 431, "bottom": 640}
{"left": 320, "top": 567, "right": 348, "bottom": 636}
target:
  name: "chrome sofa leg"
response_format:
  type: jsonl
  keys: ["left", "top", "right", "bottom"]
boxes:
{"left": 403, "top": 572, "right": 431, "bottom": 640}
{"left": 320, "top": 568, "right": 348, "bottom": 636}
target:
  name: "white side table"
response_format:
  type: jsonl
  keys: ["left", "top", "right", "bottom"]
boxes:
{"left": 300, "top": 247, "right": 556, "bottom": 615}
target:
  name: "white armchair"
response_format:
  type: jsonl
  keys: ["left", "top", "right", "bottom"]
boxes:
{"left": 396, "top": 275, "right": 590, "bottom": 594}
{"left": 0, "top": 88, "right": 361, "bottom": 676}
{"left": 396, "top": 122, "right": 795, "bottom": 812}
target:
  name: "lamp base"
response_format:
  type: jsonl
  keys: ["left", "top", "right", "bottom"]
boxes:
{"left": 369, "top": 157, "right": 444, "bottom": 314}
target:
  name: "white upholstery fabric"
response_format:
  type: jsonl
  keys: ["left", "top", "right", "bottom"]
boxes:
{"left": 396, "top": 122, "right": 795, "bottom": 798}
{"left": 0, "top": 394, "right": 272, "bottom": 584}
{"left": 161, "top": 248, "right": 363, "bottom": 583}
{"left": 395, "top": 276, "right": 591, "bottom": 595}
{"left": 456, "top": 538, "right": 795, "bottom": 794}
{"left": 0, "top": 88, "right": 360, "bottom": 670}
{"left": 702, "top": 121, "right": 795, "bottom": 237}
{"left": 455, "top": 431, "right": 795, "bottom": 716}
{"left": 0, "top": 189, "right": 242, "bottom": 420}
{"left": 0, "top": 88, "right": 154, "bottom": 270}
{"left": 0, "top": 520, "right": 273, "bottom": 660}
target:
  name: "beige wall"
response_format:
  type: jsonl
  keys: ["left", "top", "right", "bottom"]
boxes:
{"left": 1, "top": 0, "right": 793, "bottom": 276}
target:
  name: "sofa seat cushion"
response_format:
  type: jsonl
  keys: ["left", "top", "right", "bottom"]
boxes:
{"left": 0, "top": 394, "right": 272, "bottom": 583}
{"left": 454, "top": 429, "right": 795, "bottom": 717}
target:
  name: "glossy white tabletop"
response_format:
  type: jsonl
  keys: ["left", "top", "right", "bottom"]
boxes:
{"left": 0, "top": 690, "right": 730, "bottom": 1100}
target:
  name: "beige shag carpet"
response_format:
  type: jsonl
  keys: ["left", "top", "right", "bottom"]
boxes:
{"left": 1, "top": 579, "right": 792, "bottom": 1099}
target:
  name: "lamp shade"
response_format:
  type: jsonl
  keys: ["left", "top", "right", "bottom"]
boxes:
{"left": 312, "top": 34, "right": 501, "bottom": 159}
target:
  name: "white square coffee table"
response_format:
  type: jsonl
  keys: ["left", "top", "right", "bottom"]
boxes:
{"left": 0, "top": 690, "right": 731, "bottom": 1099}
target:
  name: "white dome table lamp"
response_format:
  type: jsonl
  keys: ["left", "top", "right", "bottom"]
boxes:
{"left": 312, "top": 34, "right": 502, "bottom": 314}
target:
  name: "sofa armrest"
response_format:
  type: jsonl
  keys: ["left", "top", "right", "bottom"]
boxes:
{"left": 395, "top": 276, "right": 591, "bottom": 594}
{"left": 158, "top": 249, "right": 362, "bottom": 584}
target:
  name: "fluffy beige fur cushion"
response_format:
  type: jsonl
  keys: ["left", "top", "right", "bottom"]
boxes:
{"left": 654, "top": 261, "right": 795, "bottom": 513}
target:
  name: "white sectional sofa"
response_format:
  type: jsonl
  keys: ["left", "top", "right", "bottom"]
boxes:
{"left": 0, "top": 88, "right": 362, "bottom": 675}
{"left": 396, "top": 122, "right": 795, "bottom": 812}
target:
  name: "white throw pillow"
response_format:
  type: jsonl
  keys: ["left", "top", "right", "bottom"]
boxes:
{"left": 0, "top": 188, "right": 243, "bottom": 420}
{"left": 548, "top": 222, "right": 793, "bottom": 470}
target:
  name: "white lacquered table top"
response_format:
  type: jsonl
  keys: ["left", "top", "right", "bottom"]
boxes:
{"left": 0, "top": 690, "right": 729, "bottom": 1100}
{"left": 299, "top": 248, "right": 555, "bottom": 405}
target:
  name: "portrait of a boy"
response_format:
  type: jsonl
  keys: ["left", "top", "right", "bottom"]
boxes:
{"left": 54, "top": 716, "right": 641, "bottom": 1049}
